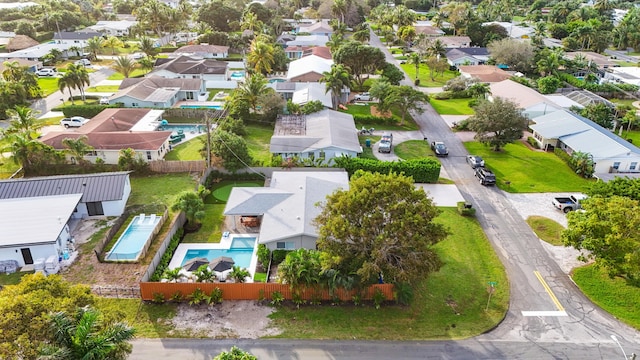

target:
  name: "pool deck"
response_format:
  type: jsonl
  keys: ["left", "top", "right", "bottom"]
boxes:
{"left": 168, "top": 233, "right": 259, "bottom": 282}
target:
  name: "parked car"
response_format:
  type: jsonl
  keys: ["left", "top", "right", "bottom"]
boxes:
{"left": 430, "top": 141, "right": 449, "bottom": 157}
{"left": 60, "top": 116, "right": 89, "bottom": 128}
{"left": 378, "top": 132, "right": 393, "bottom": 153}
{"left": 131, "top": 52, "right": 144, "bottom": 60}
{"left": 475, "top": 167, "right": 496, "bottom": 186}
{"left": 75, "top": 59, "right": 91, "bottom": 67}
{"left": 552, "top": 194, "right": 587, "bottom": 213}
{"left": 466, "top": 155, "right": 485, "bottom": 168}
{"left": 36, "top": 68, "right": 57, "bottom": 76}
{"left": 99, "top": 96, "right": 110, "bottom": 105}
{"left": 354, "top": 92, "right": 371, "bottom": 101}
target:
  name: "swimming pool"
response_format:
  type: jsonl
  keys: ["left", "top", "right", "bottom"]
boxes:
{"left": 230, "top": 71, "right": 245, "bottom": 79}
{"left": 180, "top": 105, "right": 223, "bottom": 110}
{"left": 159, "top": 124, "right": 206, "bottom": 134}
{"left": 106, "top": 215, "right": 162, "bottom": 261}
{"left": 180, "top": 237, "right": 256, "bottom": 269}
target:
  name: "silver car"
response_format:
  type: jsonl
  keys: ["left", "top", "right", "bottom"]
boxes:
{"left": 466, "top": 155, "right": 485, "bottom": 168}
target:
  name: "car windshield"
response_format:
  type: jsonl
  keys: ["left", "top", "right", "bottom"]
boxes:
{"left": 436, "top": 144, "right": 445, "bottom": 150}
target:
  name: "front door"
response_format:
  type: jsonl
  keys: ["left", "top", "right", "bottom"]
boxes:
{"left": 21, "top": 248, "right": 33, "bottom": 265}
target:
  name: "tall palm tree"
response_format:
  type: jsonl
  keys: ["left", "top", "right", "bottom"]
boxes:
{"left": 137, "top": 37, "right": 157, "bottom": 58}
{"left": 86, "top": 36, "right": 103, "bottom": 60}
{"left": 102, "top": 36, "right": 123, "bottom": 55}
{"left": 467, "top": 82, "right": 491, "bottom": 99}
{"left": 241, "top": 11, "right": 263, "bottom": 33}
{"left": 68, "top": 46, "right": 81, "bottom": 57}
{"left": 408, "top": 52, "right": 422, "bottom": 81}
{"left": 352, "top": 29, "right": 370, "bottom": 43}
{"left": 247, "top": 39, "right": 275, "bottom": 75}
{"left": 138, "top": 57, "right": 154, "bottom": 74}
{"left": 326, "top": 33, "right": 345, "bottom": 51}
{"left": 112, "top": 56, "right": 137, "bottom": 78}
{"left": 48, "top": 48, "right": 62, "bottom": 65}
{"left": 320, "top": 64, "right": 351, "bottom": 110}
{"left": 234, "top": 73, "right": 268, "bottom": 113}
{"left": 64, "top": 64, "right": 90, "bottom": 102}
{"left": 4, "top": 106, "right": 42, "bottom": 136}
{"left": 62, "top": 136, "right": 93, "bottom": 165}
{"left": 331, "top": 0, "right": 347, "bottom": 25}
{"left": 38, "top": 306, "right": 135, "bottom": 360}
{"left": 58, "top": 74, "right": 76, "bottom": 105}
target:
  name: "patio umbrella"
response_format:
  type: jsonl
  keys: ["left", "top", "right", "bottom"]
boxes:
{"left": 209, "top": 256, "right": 235, "bottom": 272}
{"left": 182, "top": 257, "right": 209, "bottom": 272}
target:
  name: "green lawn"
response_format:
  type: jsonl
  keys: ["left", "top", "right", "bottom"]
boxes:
{"left": 96, "top": 298, "right": 176, "bottom": 338}
{"left": 127, "top": 173, "right": 197, "bottom": 209}
{"left": 359, "top": 135, "right": 381, "bottom": 160}
{"left": 164, "top": 138, "right": 204, "bottom": 161}
{"left": 269, "top": 208, "right": 508, "bottom": 340}
{"left": 36, "top": 115, "right": 64, "bottom": 127}
{"left": 38, "top": 77, "right": 60, "bottom": 96}
{"left": 207, "top": 88, "right": 231, "bottom": 101}
{"left": 182, "top": 204, "right": 225, "bottom": 243}
{"left": 572, "top": 264, "right": 640, "bottom": 330}
{"left": 208, "top": 181, "right": 263, "bottom": 203}
{"left": 245, "top": 123, "right": 274, "bottom": 166}
{"left": 464, "top": 142, "right": 594, "bottom": 193}
{"left": 430, "top": 98, "right": 475, "bottom": 115}
{"left": 619, "top": 129, "right": 640, "bottom": 144}
{"left": 394, "top": 140, "right": 434, "bottom": 160}
{"left": 85, "top": 85, "right": 120, "bottom": 93}
{"left": 526, "top": 216, "right": 564, "bottom": 246}
{"left": 400, "top": 63, "right": 459, "bottom": 87}
{"left": 341, "top": 104, "right": 420, "bottom": 131}
{"left": 107, "top": 69, "right": 147, "bottom": 80}
{"left": 0, "top": 271, "right": 33, "bottom": 286}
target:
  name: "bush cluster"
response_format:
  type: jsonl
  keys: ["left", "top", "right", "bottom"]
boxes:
{"left": 150, "top": 229, "right": 184, "bottom": 281}
{"left": 334, "top": 156, "right": 441, "bottom": 183}
{"left": 352, "top": 114, "right": 397, "bottom": 125}
{"left": 271, "top": 249, "right": 289, "bottom": 265}
{"left": 527, "top": 136, "right": 540, "bottom": 149}
{"left": 457, "top": 201, "right": 476, "bottom": 217}
{"left": 559, "top": 73, "right": 639, "bottom": 93}
{"left": 59, "top": 104, "right": 120, "bottom": 118}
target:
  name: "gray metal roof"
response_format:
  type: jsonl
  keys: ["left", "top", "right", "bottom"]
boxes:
{"left": 0, "top": 172, "right": 130, "bottom": 202}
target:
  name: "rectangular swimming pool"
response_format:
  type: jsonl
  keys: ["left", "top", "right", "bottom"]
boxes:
{"left": 180, "top": 237, "right": 256, "bottom": 269}
{"left": 180, "top": 105, "right": 223, "bottom": 110}
{"left": 106, "top": 215, "right": 161, "bottom": 261}
{"left": 159, "top": 124, "right": 206, "bottom": 134}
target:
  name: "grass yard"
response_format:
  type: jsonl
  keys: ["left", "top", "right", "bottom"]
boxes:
{"left": 207, "top": 180, "right": 263, "bottom": 203}
{"left": 269, "top": 208, "right": 508, "bottom": 340}
{"left": 341, "top": 104, "right": 420, "bottom": 131}
{"left": 107, "top": 69, "right": 147, "bottom": 80}
{"left": 359, "top": 135, "right": 381, "bottom": 160}
{"left": 572, "top": 264, "right": 640, "bottom": 330}
{"left": 96, "top": 298, "right": 177, "bottom": 338}
{"left": 127, "top": 173, "right": 197, "bottom": 209}
{"left": 619, "top": 129, "right": 640, "bottom": 144}
{"left": 526, "top": 216, "right": 564, "bottom": 246}
{"left": 430, "top": 98, "right": 475, "bottom": 115}
{"left": 165, "top": 138, "right": 204, "bottom": 161}
{"left": 245, "top": 123, "right": 274, "bottom": 166}
{"left": 0, "top": 270, "right": 34, "bottom": 286}
{"left": 36, "top": 115, "right": 64, "bottom": 126}
{"left": 400, "top": 63, "right": 459, "bottom": 87}
{"left": 182, "top": 204, "right": 225, "bottom": 243}
{"left": 394, "top": 140, "right": 433, "bottom": 160}
{"left": 464, "top": 142, "right": 594, "bottom": 193}
{"left": 38, "top": 77, "right": 61, "bottom": 96}
{"left": 85, "top": 85, "right": 120, "bottom": 93}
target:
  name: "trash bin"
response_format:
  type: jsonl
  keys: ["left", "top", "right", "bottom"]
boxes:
{"left": 365, "top": 138, "right": 371, "bottom": 148}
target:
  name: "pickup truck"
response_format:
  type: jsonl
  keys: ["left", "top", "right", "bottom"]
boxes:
{"left": 552, "top": 195, "right": 587, "bottom": 213}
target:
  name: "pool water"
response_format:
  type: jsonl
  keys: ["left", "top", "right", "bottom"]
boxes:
{"left": 230, "top": 71, "right": 245, "bottom": 79}
{"left": 181, "top": 237, "right": 256, "bottom": 269}
{"left": 106, "top": 215, "right": 161, "bottom": 261}
{"left": 159, "top": 124, "right": 205, "bottom": 134}
{"left": 180, "top": 105, "right": 223, "bottom": 110}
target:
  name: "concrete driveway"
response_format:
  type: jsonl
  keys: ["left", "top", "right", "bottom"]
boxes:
{"left": 417, "top": 184, "right": 465, "bottom": 207}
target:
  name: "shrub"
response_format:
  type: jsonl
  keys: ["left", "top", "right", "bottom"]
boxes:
{"left": 270, "top": 291, "right": 284, "bottom": 306}
{"left": 527, "top": 136, "right": 540, "bottom": 149}
{"left": 271, "top": 249, "right": 289, "bottom": 265}
{"left": 204, "top": 170, "right": 265, "bottom": 188}
{"left": 257, "top": 244, "right": 270, "bottom": 269}
{"left": 453, "top": 118, "right": 471, "bottom": 131}
{"left": 372, "top": 288, "right": 386, "bottom": 309}
{"left": 457, "top": 201, "right": 476, "bottom": 216}
{"left": 431, "top": 91, "right": 452, "bottom": 100}
{"left": 150, "top": 229, "right": 184, "bottom": 281}
{"left": 394, "top": 282, "right": 414, "bottom": 305}
{"left": 151, "top": 292, "right": 166, "bottom": 303}
{"left": 334, "top": 156, "right": 441, "bottom": 183}
{"left": 170, "top": 291, "right": 183, "bottom": 302}
{"left": 188, "top": 288, "right": 207, "bottom": 305}
{"left": 207, "top": 287, "right": 223, "bottom": 305}
{"left": 59, "top": 104, "right": 120, "bottom": 118}
{"left": 554, "top": 148, "right": 573, "bottom": 167}
{"left": 352, "top": 114, "right": 396, "bottom": 125}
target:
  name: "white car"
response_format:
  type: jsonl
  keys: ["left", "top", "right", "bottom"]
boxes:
{"left": 75, "top": 59, "right": 91, "bottom": 67}
{"left": 354, "top": 92, "right": 372, "bottom": 101}
{"left": 36, "top": 68, "right": 57, "bottom": 76}
{"left": 131, "top": 53, "right": 145, "bottom": 60}
{"left": 60, "top": 116, "right": 89, "bottom": 128}
{"left": 99, "top": 96, "right": 110, "bottom": 105}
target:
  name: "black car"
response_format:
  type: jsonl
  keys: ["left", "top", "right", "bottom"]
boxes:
{"left": 430, "top": 141, "right": 449, "bottom": 157}
{"left": 475, "top": 167, "right": 496, "bottom": 186}
{"left": 466, "top": 155, "right": 485, "bottom": 168}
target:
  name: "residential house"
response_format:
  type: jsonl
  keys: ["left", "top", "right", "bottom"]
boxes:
{"left": 151, "top": 56, "right": 229, "bottom": 87}
{"left": 286, "top": 35, "right": 329, "bottom": 47}
{"left": 0, "top": 1, "right": 37, "bottom": 9}
{"left": 53, "top": 31, "right": 102, "bottom": 48}
{"left": 269, "top": 82, "right": 334, "bottom": 108}
{"left": 482, "top": 21, "right": 534, "bottom": 39}
{"left": 39, "top": 108, "right": 172, "bottom": 164}
{"left": 270, "top": 109, "right": 362, "bottom": 163}
{"left": 285, "top": 45, "right": 311, "bottom": 59}
{"left": 458, "top": 65, "right": 511, "bottom": 83}
{"left": 0, "top": 42, "right": 76, "bottom": 61}
{"left": 565, "top": 51, "right": 617, "bottom": 70}
{"left": 0, "top": 194, "right": 80, "bottom": 267}
{"left": 276, "top": 33, "right": 296, "bottom": 47}
{"left": 489, "top": 79, "right": 582, "bottom": 118}
{"left": 604, "top": 67, "right": 640, "bottom": 86}
{"left": 287, "top": 54, "right": 333, "bottom": 82}
{"left": 529, "top": 110, "right": 640, "bottom": 174}
{"left": 438, "top": 36, "right": 471, "bottom": 48}
{"left": 107, "top": 76, "right": 206, "bottom": 107}
{"left": 297, "top": 21, "right": 333, "bottom": 36}
{"left": 446, "top": 48, "right": 490, "bottom": 67}
{"left": 0, "top": 171, "right": 132, "bottom": 218}
{"left": 223, "top": 170, "right": 349, "bottom": 250}
{"left": 0, "top": 58, "right": 40, "bottom": 73}
{"left": 174, "top": 44, "right": 230, "bottom": 59}
{"left": 0, "top": 31, "right": 15, "bottom": 47}
{"left": 85, "top": 20, "right": 137, "bottom": 37}
{"left": 304, "top": 46, "right": 331, "bottom": 59}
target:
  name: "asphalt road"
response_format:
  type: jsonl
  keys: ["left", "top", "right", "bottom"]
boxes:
{"left": 604, "top": 49, "right": 639, "bottom": 63}
{"left": 129, "top": 31, "right": 640, "bottom": 358}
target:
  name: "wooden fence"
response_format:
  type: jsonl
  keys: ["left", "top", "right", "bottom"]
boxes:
{"left": 149, "top": 160, "right": 206, "bottom": 173}
{"left": 139, "top": 282, "right": 394, "bottom": 302}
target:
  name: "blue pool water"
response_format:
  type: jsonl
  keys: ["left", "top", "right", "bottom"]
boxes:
{"left": 159, "top": 124, "right": 206, "bottom": 134}
{"left": 230, "top": 71, "right": 245, "bottom": 79}
{"left": 181, "top": 237, "right": 256, "bottom": 269}
{"left": 180, "top": 105, "right": 223, "bottom": 110}
{"left": 106, "top": 215, "right": 161, "bottom": 261}
{"left": 268, "top": 78, "right": 286, "bottom": 83}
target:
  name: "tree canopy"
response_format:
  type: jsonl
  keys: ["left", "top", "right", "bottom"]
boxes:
{"left": 314, "top": 171, "right": 449, "bottom": 286}
{"left": 333, "top": 41, "right": 386, "bottom": 88}
{"left": 487, "top": 38, "right": 535, "bottom": 73}
{"left": 468, "top": 97, "right": 527, "bottom": 151}
{"left": 587, "top": 177, "right": 640, "bottom": 201}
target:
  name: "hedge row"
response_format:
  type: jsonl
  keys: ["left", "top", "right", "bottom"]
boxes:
{"left": 559, "top": 73, "right": 639, "bottom": 93}
{"left": 353, "top": 114, "right": 397, "bottom": 125}
{"left": 59, "top": 104, "right": 121, "bottom": 118}
{"left": 334, "top": 157, "right": 441, "bottom": 183}
{"left": 150, "top": 228, "right": 184, "bottom": 282}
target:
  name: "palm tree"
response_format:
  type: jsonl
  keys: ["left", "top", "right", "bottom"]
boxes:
{"left": 102, "top": 36, "right": 123, "bottom": 55}
{"left": 137, "top": 37, "right": 157, "bottom": 58}
{"left": 234, "top": 73, "right": 269, "bottom": 113}
{"left": 408, "top": 52, "right": 422, "bottom": 81}
{"left": 38, "top": 306, "right": 135, "bottom": 360}
{"left": 163, "top": 267, "right": 184, "bottom": 282}
{"left": 58, "top": 74, "right": 76, "bottom": 105}
{"left": 193, "top": 265, "right": 215, "bottom": 282}
{"left": 467, "top": 82, "right": 491, "bottom": 99}
{"left": 48, "top": 48, "right": 62, "bottom": 65}
{"left": 112, "top": 56, "right": 137, "bottom": 78}
{"left": 326, "top": 33, "right": 345, "bottom": 51}
{"left": 247, "top": 39, "right": 275, "bottom": 75}
{"left": 64, "top": 64, "right": 90, "bottom": 102}
{"left": 241, "top": 11, "right": 263, "bottom": 33}
{"left": 62, "top": 136, "right": 93, "bottom": 165}
{"left": 229, "top": 266, "right": 250, "bottom": 283}
{"left": 68, "top": 46, "right": 81, "bottom": 57}
{"left": 331, "top": 0, "right": 348, "bottom": 25}
{"left": 138, "top": 57, "right": 154, "bottom": 74}
{"left": 4, "top": 105, "right": 42, "bottom": 136}
{"left": 352, "top": 29, "right": 370, "bottom": 43}
{"left": 427, "top": 39, "right": 446, "bottom": 59}
{"left": 1, "top": 60, "right": 22, "bottom": 82}
{"left": 86, "top": 36, "right": 103, "bottom": 60}
{"left": 320, "top": 64, "right": 351, "bottom": 110}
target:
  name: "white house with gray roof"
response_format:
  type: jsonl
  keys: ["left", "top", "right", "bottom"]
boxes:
{"left": 270, "top": 109, "right": 362, "bottom": 164}
{"left": 0, "top": 194, "right": 80, "bottom": 267}
{"left": 224, "top": 171, "right": 349, "bottom": 250}
{"left": 108, "top": 76, "right": 205, "bottom": 107}
{"left": 0, "top": 172, "right": 131, "bottom": 217}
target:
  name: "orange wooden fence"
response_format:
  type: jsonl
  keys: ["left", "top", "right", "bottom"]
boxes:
{"left": 140, "top": 282, "right": 394, "bottom": 302}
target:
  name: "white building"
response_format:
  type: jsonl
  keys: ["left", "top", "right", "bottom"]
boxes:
{"left": 86, "top": 20, "right": 137, "bottom": 37}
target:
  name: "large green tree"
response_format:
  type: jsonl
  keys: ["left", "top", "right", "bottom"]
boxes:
{"left": 333, "top": 41, "right": 386, "bottom": 88}
{"left": 314, "top": 171, "right": 449, "bottom": 286}
{"left": 563, "top": 196, "right": 640, "bottom": 283}
{"left": 38, "top": 306, "right": 135, "bottom": 360}
{"left": 380, "top": 85, "right": 429, "bottom": 125}
{"left": 229, "top": 73, "right": 270, "bottom": 114}
{"left": 172, "top": 191, "right": 206, "bottom": 230}
{"left": 587, "top": 177, "right": 640, "bottom": 200}
{"left": 209, "top": 130, "right": 252, "bottom": 172}
{"left": 487, "top": 38, "right": 535, "bottom": 73}
{"left": 1, "top": 60, "right": 41, "bottom": 99}
{"left": 468, "top": 97, "right": 527, "bottom": 151}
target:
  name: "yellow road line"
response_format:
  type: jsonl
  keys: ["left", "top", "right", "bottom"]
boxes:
{"left": 534, "top": 271, "right": 565, "bottom": 312}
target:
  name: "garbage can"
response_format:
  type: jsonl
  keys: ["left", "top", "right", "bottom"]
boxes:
{"left": 365, "top": 138, "right": 371, "bottom": 148}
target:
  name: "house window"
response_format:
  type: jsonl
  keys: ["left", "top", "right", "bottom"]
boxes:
{"left": 132, "top": 102, "right": 139, "bottom": 107}
{"left": 613, "top": 162, "right": 621, "bottom": 169}
{"left": 319, "top": 151, "right": 326, "bottom": 159}
{"left": 146, "top": 151, "right": 152, "bottom": 160}
{"left": 631, "top": 162, "right": 637, "bottom": 170}
{"left": 186, "top": 92, "right": 194, "bottom": 100}
{"left": 86, "top": 202, "right": 104, "bottom": 216}
{"left": 276, "top": 242, "right": 295, "bottom": 249}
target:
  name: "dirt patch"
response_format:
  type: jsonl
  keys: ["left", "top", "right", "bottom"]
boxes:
{"left": 370, "top": 105, "right": 392, "bottom": 118}
{"left": 169, "top": 301, "right": 281, "bottom": 338}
